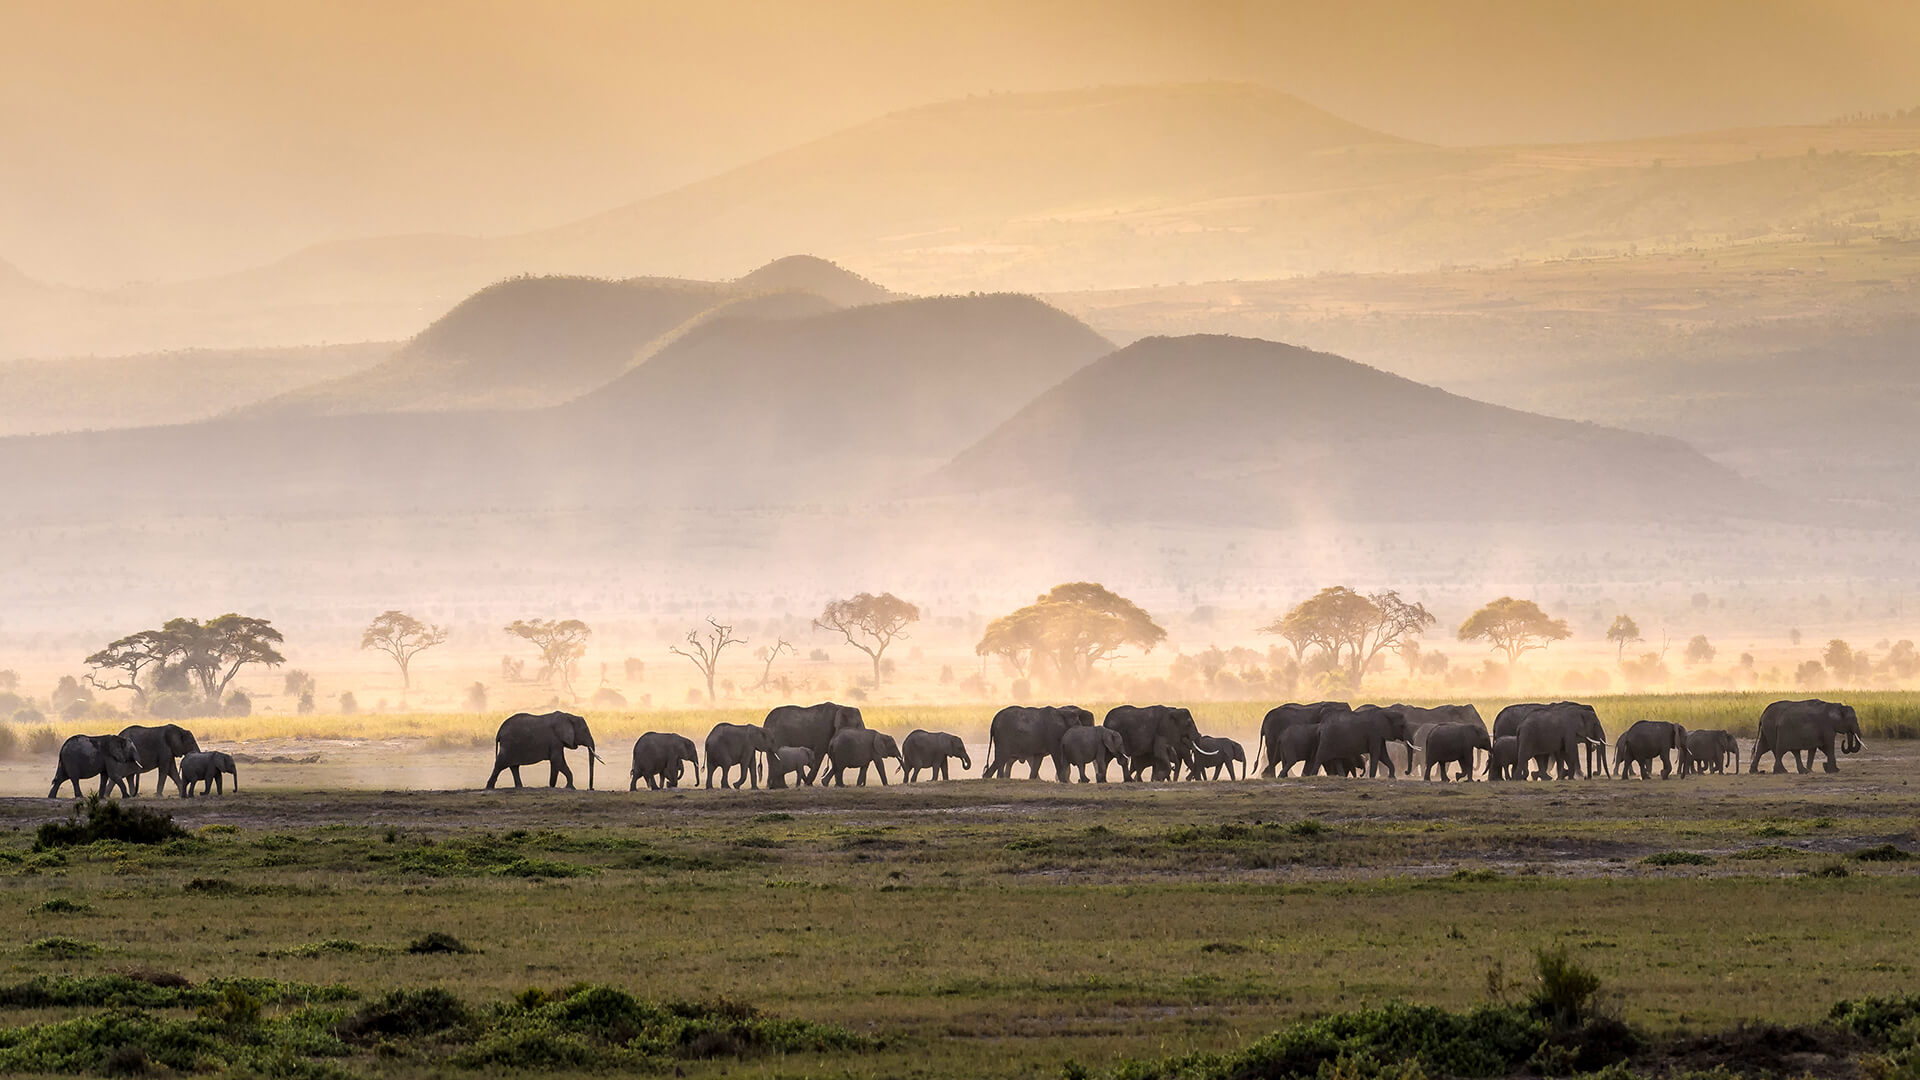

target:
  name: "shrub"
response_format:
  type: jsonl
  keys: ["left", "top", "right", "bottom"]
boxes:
{"left": 25, "top": 725, "right": 60, "bottom": 755}
{"left": 338, "top": 692, "right": 357, "bottom": 715}
{"left": 35, "top": 797, "right": 189, "bottom": 850}
{"left": 335, "top": 988, "right": 471, "bottom": 1043}
{"left": 1641, "top": 851, "right": 1715, "bottom": 866}
{"left": 32, "top": 898, "right": 90, "bottom": 914}
{"left": 224, "top": 691, "right": 252, "bottom": 717}
{"left": 1852, "top": 844, "right": 1915, "bottom": 862}
{"left": 30, "top": 937, "right": 98, "bottom": 959}
{"left": 1529, "top": 944, "right": 1602, "bottom": 1029}
{"left": 406, "top": 932, "right": 475, "bottom": 955}
{"left": 13, "top": 707, "right": 45, "bottom": 726}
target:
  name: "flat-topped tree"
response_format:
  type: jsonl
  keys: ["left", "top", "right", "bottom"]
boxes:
{"left": 85, "top": 616, "right": 285, "bottom": 712}
{"left": 976, "top": 582, "right": 1164, "bottom": 690}
{"left": 361, "top": 610, "right": 448, "bottom": 698}
{"left": 814, "top": 593, "right": 920, "bottom": 688}
{"left": 504, "top": 618, "right": 591, "bottom": 701}
{"left": 1256, "top": 586, "right": 1434, "bottom": 690}
{"left": 1458, "top": 597, "right": 1569, "bottom": 668}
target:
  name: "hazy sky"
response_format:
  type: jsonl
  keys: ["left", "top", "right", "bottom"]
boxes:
{"left": 5, "top": 0, "right": 1920, "bottom": 286}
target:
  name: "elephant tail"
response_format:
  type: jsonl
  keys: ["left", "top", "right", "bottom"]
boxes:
{"left": 1249, "top": 736, "right": 1267, "bottom": 777}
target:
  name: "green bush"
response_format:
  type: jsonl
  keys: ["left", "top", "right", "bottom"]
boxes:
{"left": 35, "top": 797, "right": 189, "bottom": 850}
{"left": 1640, "top": 851, "right": 1714, "bottom": 866}
{"left": 1528, "top": 944, "right": 1602, "bottom": 1029}
{"left": 1852, "top": 844, "right": 1915, "bottom": 862}
{"left": 406, "top": 932, "right": 476, "bottom": 955}
{"left": 335, "top": 988, "right": 472, "bottom": 1043}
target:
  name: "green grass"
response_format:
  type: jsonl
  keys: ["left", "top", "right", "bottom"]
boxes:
{"left": 1, "top": 759, "right": 1918, "bottom": 1077}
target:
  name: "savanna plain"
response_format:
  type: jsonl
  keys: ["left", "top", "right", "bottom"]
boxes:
{"left": 2, "top": 696, "right": 1918, "bottom": 1080}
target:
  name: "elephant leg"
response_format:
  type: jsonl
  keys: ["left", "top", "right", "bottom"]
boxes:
{"left": 509, "top": 765, "right": 525, "bottom": 788}
{"left": 876, "top": 761, "right": 889, "bottom": 786}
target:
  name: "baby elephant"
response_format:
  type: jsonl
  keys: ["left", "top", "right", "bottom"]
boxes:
{"left": 1422, "top": 723, "right": 1490, "bottom": 781}
{"left": 1487, "top": 736, "right": 1521, "bottom": 781}
{"left": 1186, "top": 735, "right": 1246, "bottom": 780}
{"left": 1683, "top": 729, "right": 1739, "bottom": 775}
{"left": 901, "top": 730, "right": 970, "bottom": 782}
{"left": 631, "top": 732, "right": 700, "bottom": 791}
{"left": 1060, "top": 725, "right": 1127, "bottom": 782}
{"left": 767, "top": 746, "right": 818, "bottom": 789}
{"left": 178, "top": 751, "right": 238, "bottom": 796}
{"left": 823, "top": 729, "right": 901, "bottom": 786}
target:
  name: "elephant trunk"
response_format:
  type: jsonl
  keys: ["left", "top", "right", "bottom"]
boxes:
{"left": 586, "top": 739, "right": 596, "bottom": 790}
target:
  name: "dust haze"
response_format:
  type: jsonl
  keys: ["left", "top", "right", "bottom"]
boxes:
{"left": 3, "top": 1, "right": 1919, "bottom": 783}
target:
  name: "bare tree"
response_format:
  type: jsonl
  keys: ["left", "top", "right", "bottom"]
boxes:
{"left": 752, "top": 638, "right": 795, "bottom": 690}
{"left": 672, "top": 618, "right": 745, "bottom": 704}
{"left": 815, "top": 592, "right": 920, "bottom": 687}
{"left": 360, "top": 610, "right": 448, "bottom": 698}
{"left": 504, "top": 618, "right": 592, "bottom": 700}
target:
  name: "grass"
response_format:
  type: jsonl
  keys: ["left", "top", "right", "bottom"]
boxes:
{"left": 0, "top": 765, "right": 1917, "bottom": 1077}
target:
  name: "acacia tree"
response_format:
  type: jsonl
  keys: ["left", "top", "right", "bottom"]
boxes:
{"left": 975, "top": 582, "right": 1165, "bottom": 690}
{"left": 672, "top": 618, "right": 745, "bottom": 704}
{"left": 504, "top": 618, "right": 592, "bottom": 700}
{"left": 360, "top": 610, "right": 448, "bottom": 696}
{"left": 1606, "top": 615, "right": 1642, "bottom": 662}
{"left": 814, "top": 592, "right": 920, "bottom": 687}
{"left": 84, "top": 629, "right": 172, "bottom": 707}
{"left": 1457, "top": 597, "right": 1570, "bottom": 667}
{"left": 1256, "top": 586, "right": 1434, "bottom": 689}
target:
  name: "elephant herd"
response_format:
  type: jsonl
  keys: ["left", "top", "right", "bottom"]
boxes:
{"left": 42, "top": 699, "right": 1864, "bottom": 799}
{"left": 46, "top": 723, "right": 238, "bottom": 798}
{"left": 484, "top": 697, "right": 1864, "bottom": 793}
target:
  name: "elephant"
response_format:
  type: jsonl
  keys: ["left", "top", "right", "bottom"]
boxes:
{"left": 1310, "top": 706, "right": 1410, "bottom": 778}
{"left": 119, "top": 723, "right": 200, "bottom": 796}
{"left": 1253, "top": 702, "right": 1352, "bottom": 777}
{"left": 982, "top": 705, "right": 1096, "bottom": 780}
{"left": 766, "top": 747, "right": 818, "bottom": 789}
{"left": 762, "top": 702, "right": 865, "bottom": 786}
{"left": 178, "top": 751, "right": 237, "bottom": 796}
{"left": 1614, "top": 720, "right": 1688, "bottom": 779}
{"left": 630, "top": 732, "right": 699, "bottom": 791}
{"left": 49, "top": 734, "right": 142, "bottom": 799}
{"left": 1682, "top": 729, "right": 1739, "bottom": 775}
{"left": 822, "top": 729, "right": 901, "bottom": 786}
{"left": 1274, "top": 724, "right": 1323, "bottom": 777}
{"left": 486, "top": 711, "right": 598, "bottom": 789}
{"left": 1514, "top": 703, "right": 1609, "bottom": 780}
{"left": 705, "top": 723, "right": 776, "bottom": 788}
{"left": 1186, "top": 735, "right": 1246, "bottom": 780}
{"left": 1060, "top": 725, "right": 1128, "bottom": 783}
{"left": 1102, "top": 705, "right": 1202, "bottom": 782}
{"left": 901, "top": 730, "right": 970, "bottom": 782}
{"left": 1751, "top": 699, "right": 1862, "bottom": 774}
{"left": 1393, "top": 704, "right": 1487, "bottom": 771}
{"left": 1422, "top": 723, "right": 1491, "bottom": 781}
{"left": 1486, "top": 735, "right": 1521, "bottom": 781}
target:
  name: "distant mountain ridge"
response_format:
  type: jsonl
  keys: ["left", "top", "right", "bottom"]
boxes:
{"left": 935, "top": 334, "right": 1777, "bottom": 523}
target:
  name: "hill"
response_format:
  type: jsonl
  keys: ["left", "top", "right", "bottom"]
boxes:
{"left": 733, "top": 255, "right": 892, "bottom": 307}
{"left": 0, "top": 293, "right": 1113, "bottom": 517}
{"left": 0, "top": 343, "right": 389, "bottom": 436}
{"left": 934, "top": 335, "right": 1778, "bottom": 524}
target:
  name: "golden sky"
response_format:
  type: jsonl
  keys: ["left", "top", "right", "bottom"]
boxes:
{"left": 4, "top": 0, "right": 1919, "bottom": 286}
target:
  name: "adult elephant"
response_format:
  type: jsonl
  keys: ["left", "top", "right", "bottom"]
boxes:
{"left": 982, "top": 706, "right": 1095, "bottom": 780}
{"left": 705, "top": 723, "right": 775, "bottom": 789}
{"left": 630, "top": 732, "right": 699, "bottom": 791}
{"left": 1422, "top": 723, "right": 1491, "bottom": 781}
{"left": 1394, "top": 704, "right": 1486, "bottom": 772}
{"left": 823, "top": 729, "right": 901, "bottom": 786}
{"left": 1253, "top": 702, "right": 1352, "bottom": 777}
{"left": 1103, "top": 706, "right": 1202, "bottom": 782}
{"left": 762, "top": 702, "right": 865, "bottom": 786}
{"left": 120, "top": 723, "right": 200, "bottom": 797}
{"left": 901, "top": 730, "right": 970, "bottom": 782}
{"left": 1275, "top": 725, "right": 1322, "bottom": 777}
{"left": 1060, "top": 726, "right": 1128, "bottom": 783}
{"left": 1750, "top": 699, "right": 1863, "bottom": 774}
{"left": 1684, "top": 729, "right": 1739, "bottom": 775}
{"left": 49, "top": 734, "right": 142, "bottom": 798}
{"left": 1514, "top": 703, "right": 1609, "bottom": 780}
{"left": 486, "top": 711, "right": 598, "bottom": 789}
{"left": 1186, "top": 735, "right": 1246, "bottom": 780}
{"left": 1311, "top": 706, "right": 1410, "bottom": 778}
{"left": 1614, "top": 720, "right": 1687, "bottom": 779}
